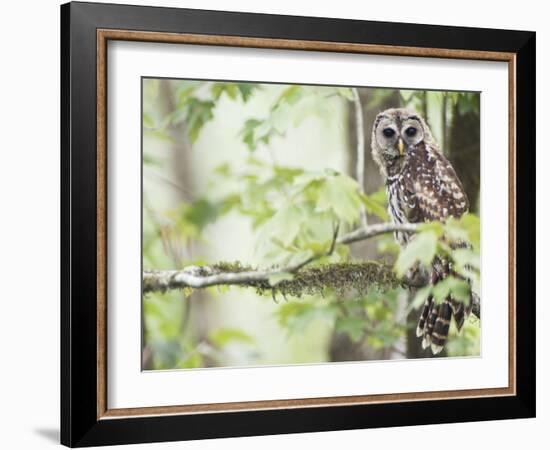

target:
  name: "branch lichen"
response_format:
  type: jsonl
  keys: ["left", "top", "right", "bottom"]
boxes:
{"left": 143, "top": 261, "right": 399, "bottom": 298}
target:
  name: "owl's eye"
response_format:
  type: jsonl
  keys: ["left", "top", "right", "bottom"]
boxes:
{"left": 382, "top": 128, "right": 395, "bottom": 138}
{"left": 405, "top": 126, "right": 417, "bottom": 137}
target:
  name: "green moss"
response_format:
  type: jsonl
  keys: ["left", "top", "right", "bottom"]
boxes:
{"left": 144, "top": 261, "right": 400, "bottom": 298}
{"left": 142, "top": 271, "right": 164, "bottom": 293}
{"left": 212, "top": 261, "right": 399, "bottom": 298}
{"left": 211, "top": 261, "right": 249, "bottom": 273}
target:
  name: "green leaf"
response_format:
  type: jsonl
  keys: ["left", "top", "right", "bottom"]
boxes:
{"left": 366, "top": 335, "right": 385, "bottom": 349}
{"left": 277, "top": 302, "right": 311, "bottom": 328}
{"left": 237, "top": 83, "right": 258, "bottom": 102}
{"left": 368, "top": 320, "right": 403, "bottom": 348}
{"left": 143, "top": 113, "right": 155, "bottom": 128}
{"left": 432, "top": 276, "right": 471, "bottom": 305}
{"left": 218, "top": 194, "right": 242, "bottom": 215}
{"left": 368, "top": 187, "right": 388, "bottom": 205}
{"left": 452, "top": 248, "right": 480, "bottom": 271}
{"left": 443, "top": 217, "right": 469, "bottom": 244}
{"left": 182, "top": 198, "right": 220, "bottom": 230}
{"left": 459, "top": 213, "right": 480, "bottom": 248}
{"left": 394, "top": 231, "right": 438, "bottom": 277}
{"left": 362, "top": 193, "right": 389, "bottom": 221}
{"left": 335, "top": 316, "right": 365, "bottom": 343}
{"left": 432, "top": 279, "right": 451, "bottom": 304}
{"left": 336, "top": 87, "right": 354, "bottom": 101}
{"left": 315, "top": 173, "right": 362, "bottom": 225}
{"left": 211, "top": 83, "right": 239, "bottom": 100}
{"left": 272, "top": 85, "right": 303, "bottom": 110}
{"left": 376, "top": 234, "right": 400, "bottom": 255}
{"left": 409, "top": 286, "right": 432, "bottom": 312}
{"left": 213, "top": 162, "right": 232, "bottom": 177}
{"left": 365, "top": 302, "right": 391, "bottom": 321}
{"left": 293, "top": 171, "right": 328, "bottom": 189}
{"left": 273, "top": 165, "right": 304, "bottom": 182}
{"left": 277, "top": 302, "right": 338, "bottom": 334}
{"left": 175, "top": 81, "right": 202, "bottom": 103}
{"left": 181, "top": 98, "right": 215, "bottom": 143}
{"left": 439, "top": 214, "right": 480, "bottom": 254}
{"left": 268, "top": 272, "right": 295, "bottom": 287}
{"left": 208, "top": 328, "right": 255, "bottom": 347}
{"left": 262, "top": 204, "right": 304, "bottom": 248}
{"left": 447, "top": 277, "right": 471, "bottom": 305}
{"left": 177, "top": 352, "right": 203, "bottom": 369}
{"left": 143, "top": 153, "right": 161, "bottom": 167}
{"left": 240, "top": 118, "right": 263, "bottom": 151}
{"left": 418, "top": 221, "right": 445, "bottom": 237}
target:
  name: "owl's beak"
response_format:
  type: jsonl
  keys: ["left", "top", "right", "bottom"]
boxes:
{"left": 397, "top": 138, "right": 405, "bottom": 157}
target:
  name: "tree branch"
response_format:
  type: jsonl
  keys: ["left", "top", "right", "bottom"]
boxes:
{"left": 338, "top": 222, "right": 417, "bottom": 245}
{"left": 143, "top": 261, "right": 479, "bottom": 319}
{"left": 143, "top": 222, "right": 417, "bottom": 293}
{"left": 143, "top": 261, "right": 400, "bottom": 298}
{"left": 142, "top": 219, "right": 479, "bottom": 320}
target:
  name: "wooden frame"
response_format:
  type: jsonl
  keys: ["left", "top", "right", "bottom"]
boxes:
{"left": 61, "top": 1, "right": 535, "bottom": 447}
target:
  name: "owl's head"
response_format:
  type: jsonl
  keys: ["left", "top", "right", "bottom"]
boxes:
{"left": 371, "top": 108, "right": 433, "bottom": 178}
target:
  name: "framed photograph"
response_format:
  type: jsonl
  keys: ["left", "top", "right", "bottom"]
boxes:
{"left": 61, "top": 1, "right": 535, "bottom": 447}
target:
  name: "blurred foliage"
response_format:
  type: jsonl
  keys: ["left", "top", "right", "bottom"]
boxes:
{"left": 142, "top": 79, "right": 481, "bottom": 369}
{"left": 397, "top": 214, "right": 480, "bottom": 305}
{"left": 273, "top": 285, "right": 405, "bottom": 349}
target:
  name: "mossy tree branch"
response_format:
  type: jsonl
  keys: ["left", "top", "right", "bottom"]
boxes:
{"left": 142, "top": 220, "right": 480, "bottom": 319}
{"left": 143, "top": 222, "right": 417, "bottom": 293}
{"left": 143, "top": 260, "right": 480, "bottom": 318}
{"left": 143, "top": 261, "right": 399, "bottom": 298}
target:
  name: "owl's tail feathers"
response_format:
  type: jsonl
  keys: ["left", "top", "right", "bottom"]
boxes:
{"left": 416, "top": 296, "right": 453, "bottom": 355}
{"left": 416, "top": 294, "right": 474, "bottom": 354}
{"left": 416, "top": 296, "right": 432, "bottom": 338}
{"left": 450, "top": 299, "right": 473, "bottom": 332}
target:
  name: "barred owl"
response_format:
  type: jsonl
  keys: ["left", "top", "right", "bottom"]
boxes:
{"left": 371, "top": 108, "right": 470, "bottom": 354}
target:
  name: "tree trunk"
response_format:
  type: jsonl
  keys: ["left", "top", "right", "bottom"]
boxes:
{"left": 142, "top": 80, "right": 210, "bottom": 369}
{"left": 448, "top": 103, "right": 480, "bottom": 212}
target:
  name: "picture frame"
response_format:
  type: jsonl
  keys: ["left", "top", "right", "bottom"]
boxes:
{"left": 60, "top": 1, "right": 535, "bottom": 447}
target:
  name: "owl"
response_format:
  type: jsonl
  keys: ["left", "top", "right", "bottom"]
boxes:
{"left": 371, "top": 108, "right": 471, "bottom": 354}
